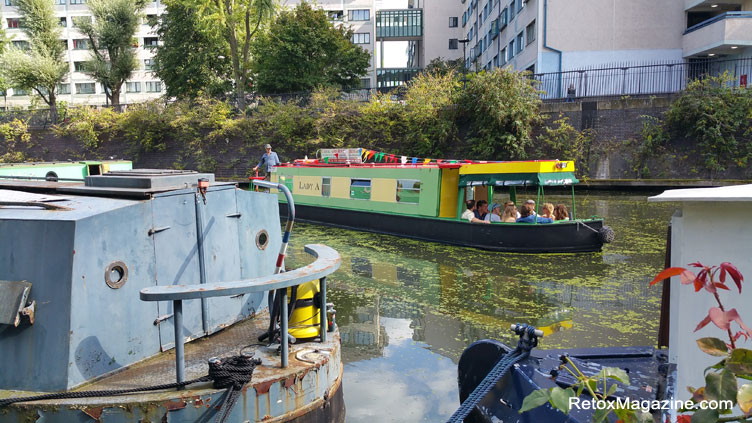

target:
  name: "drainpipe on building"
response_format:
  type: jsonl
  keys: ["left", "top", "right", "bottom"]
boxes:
{"left": 543, "top": 0, "right": 562, "bottom": 97}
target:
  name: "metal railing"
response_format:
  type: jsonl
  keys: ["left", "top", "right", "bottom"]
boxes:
{"left": 377, "top": 67, "right": 422, "bottom": 89}
{"left": 684, "top": 11, "right": 752, "bottom": 34}
{"left": 533, "top": 57, "right": 752, "bottom": 100}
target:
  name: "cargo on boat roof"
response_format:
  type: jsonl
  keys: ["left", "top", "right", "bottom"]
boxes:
{"left": 269, "top": 148, "right": 612, "bottom": 253}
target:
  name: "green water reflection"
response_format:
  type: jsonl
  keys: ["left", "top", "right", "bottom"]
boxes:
{"left": 285, "top": 191, "right": 677, "bottom": 422}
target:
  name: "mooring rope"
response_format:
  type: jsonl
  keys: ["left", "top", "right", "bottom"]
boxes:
{"left": 0, "top": 354, "right": 261, "bottom": 423}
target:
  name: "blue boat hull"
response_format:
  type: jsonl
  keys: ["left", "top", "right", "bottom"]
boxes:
{"left": 456, "top": 340, "right": 675, "bottom": 422}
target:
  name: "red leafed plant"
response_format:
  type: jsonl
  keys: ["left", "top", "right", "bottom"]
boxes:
{"left": 651, "top": 262, "right": 752, "bottom": 422}
{"left": 650, "top": 262, "right": 752, "bottom": 349}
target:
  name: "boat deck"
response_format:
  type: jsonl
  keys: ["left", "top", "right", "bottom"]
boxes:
{"left": 1, "top": 311, "right": 344, "bottom": 422}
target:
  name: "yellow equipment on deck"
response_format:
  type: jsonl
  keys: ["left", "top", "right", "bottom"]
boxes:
{"left": 287, "top": 280, "right": 321, "bottom": 340}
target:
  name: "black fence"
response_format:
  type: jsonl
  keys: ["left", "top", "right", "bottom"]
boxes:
{"left": 534, "top": 57, "right": 752, "bottom": 101}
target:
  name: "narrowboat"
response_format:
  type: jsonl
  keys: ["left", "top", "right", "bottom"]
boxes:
{"left": 0, "top": 160, "right": 132, "bottom": 182}
{"left": 0, "top": 170, "right": 344, "bottom": 422}
{"left": 270, "top": 149, "right": 613, "bottom": 253}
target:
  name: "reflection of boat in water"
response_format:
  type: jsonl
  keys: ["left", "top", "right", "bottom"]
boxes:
{"left": 0, "top": 170, "right": 344, "bottom": 422}
{"left": 273, "top": 149, "right": 613, "bottom": 253}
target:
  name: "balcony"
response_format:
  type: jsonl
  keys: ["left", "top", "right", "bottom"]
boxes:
{"left": 683, "top": 11, "right": 752, "bottom": 57}
{"left": 376, "top": 9, "right": 423, "bottom": 40}
{"left": 376, "top": 68, "right": 421, "bottom": 90}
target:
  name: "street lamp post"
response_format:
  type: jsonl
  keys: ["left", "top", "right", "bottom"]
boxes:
{"left": 459, "top": 39, "right": 470, "bottom": 89}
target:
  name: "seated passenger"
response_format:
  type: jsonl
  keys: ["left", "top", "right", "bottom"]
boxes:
{"left": 486, "top": 203, "right": 502, "bottom": 222}
{"left": 516, "top": 203, "right": 553, "bottom": 223}
{"left": 541, "top": 203, "right": 554, "bottom": 220}
{"left": 504, "top": 201, "right": 520, "bottom": 219}
{"left": 461, "top": 200, "right": 490, "bottom": 224}
{"left": 524, "top": 199, "right": 537, "bottom": 216}
{"left": 554, "top": 204, "right": 569, "bottom": 221}
{"left": 474, "top": 200, "right": 489, "bottom": 220}
{"left": 501, "top": 204, "right": 517, "bottom": 222}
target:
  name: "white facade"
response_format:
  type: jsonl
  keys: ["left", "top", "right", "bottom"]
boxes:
{"left": 462, "top": 0, "right": 752, "bottom": 75}
{"left": 1, "top": 0, "right": 165, "bottom": 107}
{"left": 649, "top": 185, "right": 752, "bottom": 404}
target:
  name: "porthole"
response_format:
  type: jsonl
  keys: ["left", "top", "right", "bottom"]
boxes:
{"left": 256, "top": 230, "right": 270, "bottom": 250}
{"left": 45, "top": 171, "right": 58, "bottom": 182}
{"left": 105, "top": 261, "right": 128, "bottom": 289}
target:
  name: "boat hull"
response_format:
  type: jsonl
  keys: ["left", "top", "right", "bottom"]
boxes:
{"left": 456, "top": 339, "right": 675, "bottom": 423}
{"left": 281, "top": 203, "right": 605, "bottom": 253}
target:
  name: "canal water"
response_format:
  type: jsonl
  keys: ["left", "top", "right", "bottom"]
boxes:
{"left": 285, "top": 191, "right": 678, "bottom": 422}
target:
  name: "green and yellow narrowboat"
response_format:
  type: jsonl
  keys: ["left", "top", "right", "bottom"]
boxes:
{"left": 270, "top": 149, "right": 612, "bottom": 253}
{"left": 0, "top": 160, "right": 132, "bottom": 182}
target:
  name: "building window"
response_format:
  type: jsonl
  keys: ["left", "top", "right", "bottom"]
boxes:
{"left": 144, "top": 58, "right": 154, "bottom": 71}
{"left": 143, "top": 37, "right": 158, "bottom": 48}
{"left": 509, "top": 0, "right": 516, "bottom": 19}
{"left": 74, "top": 61, "right": 87, "bottom": 72}
{"left": 516, "top": 0, "right": 523, "bottom": 13}
{"left": 500, "top": 47, "right": 507, "bottom": 64}
{"left": 11, "top": 40, "right": 29, "bottom": 49}
{"left": 493, "top": 55, "right": 499, "bottom": 66}
{"left": 327, "top": 10, "right": 343, "bottom": 21}
{"left": 71, "top": 16, "right": 91, "bottom": 27}
{"left": 348, "top": 9, "right": 369, "bottom": 21}
{"left": 126, "top": 82, "right": 141, "bottom": 93}
{"left": 145, "top": 81, "right": 162, "bottom": 92}
{"left": 526, "top": 20, "right": 536, "bottom": 45}
{"left": 449, "top": 17, "right": 458, "bottom": 27}
{"left": 500, "top": 8, "right": 508, "bottom": 29}
{"left": 73, "top": 39, "right": 88, "bottom": 50}
{"left": 75, "top": 83, "right": 95, "bottom": 94}
{"left": 57, "top": 83, "right": 70, "bottom": 94}
{"left": 508, "top": 40, "right": 514, "bottom": 60}
{"left": 349, "top": 179, "right": 371, "bottom": 200}
{"left": 322, "top": 177, "right": 331, "bottom": 197}
{"left": 462, "top": 11, "right": 467, "bottom": 27}
{"left": 55, "top": 0, "right": 66, "bottom": 4}
{"left": 4, "top": 0, "right": 18, "bottom": 5}
{"left": 396, "top": 179, "right": 420, "bottom": 204}
{"left": 59, "top": 17, "right": 67, "bottom": 26}
{"left": 70, "top": 0, "right": 86, "bottom": 4}
{"left": 516, "top": 32, "right": 523, "bottom": 53}
{"left": 6, "top": 18, "right": 22, "bottom": 28}
{"left": 12, "top": 88, "right": 28, "bottom": 96}
{"left": 360, "top": 78, "right": 371, "bottom": 89}
{"left": 449, "top": 38, "right": 458, "bottom": 50}
{"left": 351, "top": 32, "right": 370, "bottom": 44}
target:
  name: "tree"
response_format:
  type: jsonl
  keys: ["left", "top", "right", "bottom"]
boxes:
{"left": 77, "top": 0, "right": 147, "bottom": 108}
{"left": 153, "top": 0, "right": 233, "bottom": 99}
{"left": 0, "top": 9, "right": 9, "bottom": 103}
{"left": 252, "top": 2, "right": 370, "bottom": 94}
{"left": 0, "top": 0, "right": 67, "bottom": 122}
{"left": 175, "top": 0, "right": 275, "bottom": 110}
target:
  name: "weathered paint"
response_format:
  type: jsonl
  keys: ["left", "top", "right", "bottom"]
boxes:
{"left": 0, "top": 183, "right": 280, "bottom": 391}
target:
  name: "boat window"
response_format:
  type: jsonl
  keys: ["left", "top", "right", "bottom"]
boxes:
{"left": 350, "top": 179, "right": 371, "bottom": 200}
{"left": 322, "top": 177, "right": 331, "bottom": 197}
{"left": 396, "top": 179, "right": 421, "bottom": 204}
{"left": 279, "top": 174, "right": 294, "bottom": 192}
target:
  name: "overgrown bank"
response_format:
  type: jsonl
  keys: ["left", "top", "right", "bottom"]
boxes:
{"left": 2, "top": 70, "right": 751, "bottom": 180}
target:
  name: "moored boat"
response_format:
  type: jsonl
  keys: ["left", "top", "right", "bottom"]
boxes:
{"left": 0, "top": 159, "right": 132, "bottom": 182}
{"left": 270, "top": 148, "right": 613, "bottom": 253}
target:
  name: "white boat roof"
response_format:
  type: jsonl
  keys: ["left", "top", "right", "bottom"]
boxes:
{"left": 648, "top": 184, "right": 752, "bottom": 202}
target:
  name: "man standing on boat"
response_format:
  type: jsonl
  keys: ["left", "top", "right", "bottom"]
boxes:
{"left": 253, "top": 144, "right": 281, "bottom": 181}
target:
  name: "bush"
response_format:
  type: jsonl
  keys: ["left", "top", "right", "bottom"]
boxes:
{"left": 0, "top": 118, "right": 32, "bottom": 162}
{"left": 534, "top": 114, "right": 593, "bottom": 172}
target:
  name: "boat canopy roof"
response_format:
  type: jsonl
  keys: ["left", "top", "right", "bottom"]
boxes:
{"left": 457, "top": 161, "right": 578, "bottom": 187}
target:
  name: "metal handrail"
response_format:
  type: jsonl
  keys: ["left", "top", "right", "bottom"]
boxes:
{"left": 684, "top": 11, "right": 752, "bottom": 34}
{"left": 140, "top": 244, "right": 341, "bottom": 385}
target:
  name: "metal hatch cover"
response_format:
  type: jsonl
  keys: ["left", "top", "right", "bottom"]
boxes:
{"left": 57, "top": 169, "right": 221, "bottom": 198}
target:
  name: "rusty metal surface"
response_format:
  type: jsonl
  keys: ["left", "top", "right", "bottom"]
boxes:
{"left": 140, "top": 244, "right": 342, "bottom": 301}
{"left": 0, "top": 312, "right": 344, "bottom": 423}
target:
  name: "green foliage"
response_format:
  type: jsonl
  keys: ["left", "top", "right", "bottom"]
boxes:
{"left": 172, "top": 0, "right": 275, "bottom": 110}
{"left": 0, "top": 118, "right": 32, "bottom": 162}
{"left": 665, "top": 72, "right": 752, "bottom": 175}
{"left": 401, "top": 71, "right": 461, "bottom": 156}
{"left": 77, "top": 0, "right": 147, "bottom": 106}
{"left": 462, "top": 68, "right": 542, "bottom": 159}
{"left": 153, "top": 0, "right": 233, "bottom": 99}
{"left": 0, "top": 0, "right": 67, "bottom": 117}
{"left": 252, "top": 3, "right": 370, "bottom": 94}
{"left": 423, "top": 58, "right": 465, "bottom": 78}
{"left": 629, "top": 115, "right": 669, "bottom": 178}
{"left": 535, "top": 114, "right": 593, "bottom": 174}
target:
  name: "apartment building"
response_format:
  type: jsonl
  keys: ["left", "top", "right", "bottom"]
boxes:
{"left": 463, "top": 0, "right": 752, "bottom": 95}
{"left": 2, "top": 0, "right": 165, "bottom": 107}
